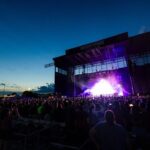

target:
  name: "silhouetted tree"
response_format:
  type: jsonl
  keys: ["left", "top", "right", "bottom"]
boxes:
{"left": 22, "top": 91, "right": 38, "bottom": 98}
{"left": 36, "top": 83, "right": 54, "bottom": 93}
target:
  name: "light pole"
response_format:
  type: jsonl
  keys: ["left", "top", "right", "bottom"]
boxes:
{"left": 3, "top": 83, "right": 6, "bottom": 96}
{"left": 0, "top": 83, "right": 6, "bottom": 96}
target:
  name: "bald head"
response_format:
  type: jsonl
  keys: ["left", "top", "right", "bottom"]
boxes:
{"left": 104, "top": 110, "right": 115, "bottom": 124}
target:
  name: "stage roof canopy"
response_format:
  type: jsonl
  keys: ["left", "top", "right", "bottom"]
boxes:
{"left": 53, "top": 32, "right": 150, "bottom": 68}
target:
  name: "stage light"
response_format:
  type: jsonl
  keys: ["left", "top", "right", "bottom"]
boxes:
{"left": 83, "top": 78, "right": 124, "bottom": 96}
{"left": 117, "top": 84, "right": 124, "bottom": 96}
{"left": 90, "top": 79, "right": 115, "bottom": 96}
{"left": 129, "top": 104, "right": 134, "bottom": 107}
{"left": 109, "top": 103, "right": 112, "bottom": 106}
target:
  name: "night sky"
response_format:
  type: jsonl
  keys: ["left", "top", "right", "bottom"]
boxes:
{"left": 0, "top": 0, "right": 150, "bottom": 92}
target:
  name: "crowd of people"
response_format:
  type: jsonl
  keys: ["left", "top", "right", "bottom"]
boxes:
{"left": 0, "top": 95, "right": 150, "bottom": 150}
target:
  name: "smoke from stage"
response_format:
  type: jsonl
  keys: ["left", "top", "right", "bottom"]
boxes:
{"left": 82, "top": 76, "right": 124, "bottom": 96}
{"left": 79, "top": 75, "right": 125, "bottom": 96}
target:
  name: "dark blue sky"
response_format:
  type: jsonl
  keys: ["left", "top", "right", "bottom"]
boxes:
{"left": 0, "top": 0, "right": 150, "bottom": 91}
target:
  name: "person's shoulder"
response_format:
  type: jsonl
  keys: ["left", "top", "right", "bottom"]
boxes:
{"left": 94, "top": 121, "right": 107, "bottom": 129}
{"left": 114, "top": 123, "right": 127, "bottom": 133}
{"left": 115, "top": 123, "right": 124, "bottom": 129}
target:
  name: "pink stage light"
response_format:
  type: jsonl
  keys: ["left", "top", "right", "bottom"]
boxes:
{"left": 117, "top": 84, "right": 124, "bottom": 96}
{"left": 83, "top": 77, "right": 124, "bottom": 96}
{"left": 90, "top": 79, "right": 115, "bottom": 96}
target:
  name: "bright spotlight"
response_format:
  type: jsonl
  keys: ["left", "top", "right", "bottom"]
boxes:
{"left": 90, "top": 79, "right": 115, "bottom": 96}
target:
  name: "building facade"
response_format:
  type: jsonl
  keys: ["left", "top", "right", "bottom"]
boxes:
{"left": 53, "top": 32, "right": 150, "bottom": 96}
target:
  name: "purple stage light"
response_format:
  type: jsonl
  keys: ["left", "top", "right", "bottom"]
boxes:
{"left": 84, "top": 77, "right": 124, "bottom": 96}
{"left": 116, "top": 84, "right": 124, "bottom": 96}
{"left": 90, "top": 79, "right": 115, "bottom": 96}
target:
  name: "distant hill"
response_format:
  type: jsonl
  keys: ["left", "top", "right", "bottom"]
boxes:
{"left": 0, "top": 91, "right": 22, "bottom": 96}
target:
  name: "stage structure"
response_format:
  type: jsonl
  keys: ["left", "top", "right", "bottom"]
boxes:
{"left": 53, "top": 32, "right": 150, "bottom": 96}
